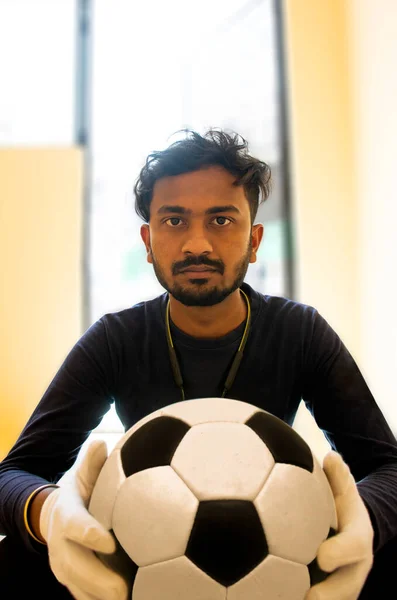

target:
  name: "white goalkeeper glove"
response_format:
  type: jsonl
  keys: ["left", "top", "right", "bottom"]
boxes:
{"left": 306, "top": 450, "right": 374, "bottom": 600}
{"left": 40, "top": 439, "right": 128, "bottom": 600}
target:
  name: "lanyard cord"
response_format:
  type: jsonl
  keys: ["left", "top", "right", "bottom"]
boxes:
{"left": 165, "top": 288, "right": 251, "bottom": 401}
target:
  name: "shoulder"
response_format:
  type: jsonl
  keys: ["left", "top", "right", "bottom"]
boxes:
{"left": 96, "top": 292, "right": 167, "bottom": 339}
{"left": 246, "top": 285, "right": 341, "bottom": 363}
{"left": 243, "top": 282, "right": 319, "bottom": 327}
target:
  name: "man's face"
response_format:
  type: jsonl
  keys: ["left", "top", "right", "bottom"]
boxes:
{"left": 140, "top": 166, "right": 263, "bottom": 307}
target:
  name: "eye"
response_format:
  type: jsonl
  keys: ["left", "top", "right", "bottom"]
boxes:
{"left": 165, "top": 217, "right": 184, "bottom": 227}
{"left": 213, "top": 216, "right": 231, "bottom": 226}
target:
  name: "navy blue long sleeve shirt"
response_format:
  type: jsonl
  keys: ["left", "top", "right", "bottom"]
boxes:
{"left": 1, "top": 282, "right": 396, "bottom": 554}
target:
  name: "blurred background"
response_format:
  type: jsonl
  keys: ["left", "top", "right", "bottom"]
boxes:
{"left": 1, "top": 0, "right": 396, "bottom": 461}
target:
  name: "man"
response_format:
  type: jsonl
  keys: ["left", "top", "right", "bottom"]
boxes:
{"left": 0, "top": 129, "right": 396, "bottom": 600}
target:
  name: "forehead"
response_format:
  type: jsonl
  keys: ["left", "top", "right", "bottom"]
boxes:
{"left": 151, "top": 166, "right": 248, "bottom": 211}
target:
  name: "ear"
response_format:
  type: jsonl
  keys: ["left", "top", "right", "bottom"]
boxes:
{"left": 140, "top": 224, "right": 153, "bottom": 264}
{"left": 249, "top": 223, "right": 264, "bottom": 264}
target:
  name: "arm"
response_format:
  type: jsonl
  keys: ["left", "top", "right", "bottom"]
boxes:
{"left": 0, "top": 318, "right": 115, "bottom": 551}
{"left": 301, "top": 309, "right": 397, "bottom": 553}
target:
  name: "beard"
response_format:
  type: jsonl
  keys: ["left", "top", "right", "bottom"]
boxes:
{"left": 150, "top": 239, "right": 252, "bottom": 307}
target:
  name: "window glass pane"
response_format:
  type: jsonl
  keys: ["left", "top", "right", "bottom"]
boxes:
{"left": 90, "top": 0, "right": 288, "bottom": 325}
{"left": 0, "top": 0, "right": 76, "bottom": 146}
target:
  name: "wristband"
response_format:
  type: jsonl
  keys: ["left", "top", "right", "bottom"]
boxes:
{"left": 23, "top": 484, "right": 59, "bottom": 544}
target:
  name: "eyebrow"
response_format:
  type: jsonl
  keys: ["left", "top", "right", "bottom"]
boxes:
{"left": 156, "top": 204, "right": 241, "bottom": 216}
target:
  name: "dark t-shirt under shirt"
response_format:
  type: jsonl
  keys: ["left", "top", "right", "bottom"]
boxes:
{"left": 1, "top": 282, "right": 397, "bottom": 555}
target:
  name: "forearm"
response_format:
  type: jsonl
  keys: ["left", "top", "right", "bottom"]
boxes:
{"left": 357, "top": 463, "right": 397, "bottom": 553}
{"left": 27, "top": 486, "right": 59, "bottom": 543}
{"left": 0, "top": 469, "right": 52, "bottom": 549}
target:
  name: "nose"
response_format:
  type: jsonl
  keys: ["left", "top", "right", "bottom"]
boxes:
{"left": 181, "top": 224, "right": 214, "bottom": 256}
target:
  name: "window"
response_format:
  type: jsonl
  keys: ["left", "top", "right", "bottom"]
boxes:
{"left": 0, "top": 0, "right": 77, "bottom": 146}
{"left": 86, "top": 0, "right": 292, "bottom": 437}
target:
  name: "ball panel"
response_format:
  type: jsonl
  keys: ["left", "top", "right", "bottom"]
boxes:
{"left": 245, "top": 411, "right": 314, "bottom": 472}
{"left": 110, "top": 403, "right": 192, "bottom": 456}
{"left": 171, "top": 422, "right": 274, "bottom": 500}
{"left": 228, "top": 555, "right": 310, "bottom": 600}
{"left": 112, "top": 410, "right": 168, "bottom": 454}
{"left": 112, "top": 465, "right": 198, "bottom": 566}
{"left": 88, "top": 449, "right": 125, "bottom": 530}
{"left": 186, "top": 500, "right": 268, "bottom": 586}
{"left": 133, "top": 556, "right": 226, "bottom": 600}
{"left": 158, "top": 397, "right": 259, "bottom": 426}
{"left": 254, "top": 463, "right": 333, "bottom": 564}
{"left": 120, "top": 416, "right": 190, "bottom": 477}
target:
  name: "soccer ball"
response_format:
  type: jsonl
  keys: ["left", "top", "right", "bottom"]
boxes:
{"left": 89, "top": 397, "right": 337, "bottom": 600}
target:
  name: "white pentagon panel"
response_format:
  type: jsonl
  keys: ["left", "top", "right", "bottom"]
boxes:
{"left": 88, "top": 448, "right": 125, "bottom": 530}
{"left": 133, "top": 556, "right": 226, "bottom": 600}
{"left": 228, "top": 554, "right": 310, "bottom": 600}
{"left": 171, "top": 422, "right": 274, "bottom": 500}
{"left": 254, "top": 463, "right": 333, "bottom": 564}
{"left": 312, "top": 455, "right": 338, "bottom": 530}
{"left": 158, "top": 397, "right": 260, "bottom": 426}
{"left": 112, "top": 465, "right": 198, "bottom": 566}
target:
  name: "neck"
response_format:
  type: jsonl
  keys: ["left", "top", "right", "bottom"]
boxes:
{"left": 168, "top": 289, "right": 247, "bottom": 339}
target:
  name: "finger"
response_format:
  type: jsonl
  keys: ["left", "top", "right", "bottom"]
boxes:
{"left": 54, "top": 541, "right": 128, "bottom": 600}
{"left": 76, "top": 440, "right": 108, "bottom": 499}
{"left": 322, "top": 462, "right": 371, "bottom": 537}
{"left": 317, "top": 530, "right": 369, "bottom": 572}
{"left": 305, "top": 559, "right": 372, "bottom": 600}
{"left": 322, "top": 451, "right": 352, "bottom": 498}
{"left": 66, "top": 505, "right": 116, "bottom": 554}
{"left": 67, "top": 583, "right": 100, "bottom": 600}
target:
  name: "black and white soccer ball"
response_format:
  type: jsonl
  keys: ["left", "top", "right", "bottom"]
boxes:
{"left": 89, "top": 397, "right": 337, "bottom": 600}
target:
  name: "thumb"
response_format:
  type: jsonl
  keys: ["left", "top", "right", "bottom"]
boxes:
{"left": 76, "top": 439, "right": 108, "bottom": 502}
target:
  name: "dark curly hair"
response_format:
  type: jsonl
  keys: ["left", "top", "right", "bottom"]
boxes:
{"left": 133, "top": 128, "right": 272, "bottom": 224}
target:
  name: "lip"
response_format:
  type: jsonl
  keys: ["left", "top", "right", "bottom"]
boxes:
{"left": 179, "top": 267, "right": 218, "bottom": 273}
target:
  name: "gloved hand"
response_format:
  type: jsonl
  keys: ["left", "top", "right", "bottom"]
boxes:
{"left": 306, "top": 451, "right": 374, "bottom": 600}
{"left": 40, "top": 439, "right": 128, "bottom": 600}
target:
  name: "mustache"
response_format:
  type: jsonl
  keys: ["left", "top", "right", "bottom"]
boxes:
{"left": 172, "top": 256, "right": 225, "bottom": 275}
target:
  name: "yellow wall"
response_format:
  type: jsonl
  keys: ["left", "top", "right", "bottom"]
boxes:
{"left": 0, "top": 148, "right": 83, "bottom": 459}
{"left": 347, "top": 0, "right": 397, "bottom": 433}
{"left": 282, "top": 0, "right": 358, "bottom": 354}
{"left": 282, "top": 0, "right": 357, "bottom": 458}
{"left": 283, "top": 0, "right": 397, "bottom": 450}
